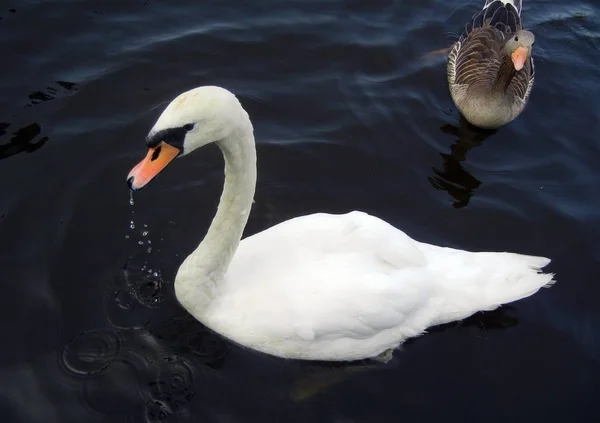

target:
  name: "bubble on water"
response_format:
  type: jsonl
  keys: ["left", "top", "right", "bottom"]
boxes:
{"left": 122, "top": 258, "right": 165, "bottom": 310}
{"left": 142, "top": 231, "right": 148, "bottom": 237}
{"left": 144, "top": 358, "right": 197, "bottom": 422}
{"left": 138, "top": 241, "right": 144, "bottom": 245}
{"left": 129, "top": 191, "right": 135, "bottom": 206}
{"left": 147, "top": 247, "right": 152, "bottom": 253}
{"left": 125, "top": 235, "right": 130, "bottom": 239}
{"left": 145, "top": 399, "right": 171, "bottom": 423}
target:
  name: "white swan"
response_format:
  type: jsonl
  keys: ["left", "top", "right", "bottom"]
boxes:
{"left": 126, "top": 86, "right": 554, "bottom": 362}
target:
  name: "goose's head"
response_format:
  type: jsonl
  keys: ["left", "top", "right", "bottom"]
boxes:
{"left": 127, "top": 86, "right": 245, "bottom": 190}
{"left": 505, "top": 30, "right": 535, "bottom": 72}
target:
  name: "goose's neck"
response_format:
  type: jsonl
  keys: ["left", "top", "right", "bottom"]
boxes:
{"left": 175, "top": 119, "right": 256, "bottom": 312}
{"left": 492, "top": 54, "right": 517, "bottom": 93}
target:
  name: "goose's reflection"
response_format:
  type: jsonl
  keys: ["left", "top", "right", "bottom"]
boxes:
{"left": 428, "top": 116, "right": 496, "bottom": 208}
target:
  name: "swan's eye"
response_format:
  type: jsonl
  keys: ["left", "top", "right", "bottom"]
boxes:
{"left": 514, "top": 36, "right": 519, "bottom": 42}
{"left": 183, "top": 123, "right": 195, "bottom": 131}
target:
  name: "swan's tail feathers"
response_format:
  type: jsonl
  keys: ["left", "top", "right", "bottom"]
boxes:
{"left": 479, "top": 253, "right": 555, "bottom": 305}
{"left": 483, "top": 0, "right": 522, "bottom": 15}
{"left": 434, "top": 252, "right": 554, "bottom": 326}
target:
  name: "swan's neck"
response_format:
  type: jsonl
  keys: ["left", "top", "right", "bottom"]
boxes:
{"left": 175, "top": 119, "right": 256, "bottom": 312}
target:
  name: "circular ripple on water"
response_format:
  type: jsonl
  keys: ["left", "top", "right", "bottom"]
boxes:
{"left": 148, "top": 313, "right": 230, "bottom": 366}
{"left": 61, "top": 328, "right": 122, "bottom": 377}
{"left": 143, "top": 357, "right": 196, "bottom": 423}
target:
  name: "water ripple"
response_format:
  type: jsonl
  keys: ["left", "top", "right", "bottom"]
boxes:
{"left": 61, "top": 328, "right": 121, "bottom": 377}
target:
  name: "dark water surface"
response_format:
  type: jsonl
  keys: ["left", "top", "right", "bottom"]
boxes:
{"left": 1, "top": 0, "right": 599, "bottom": 422}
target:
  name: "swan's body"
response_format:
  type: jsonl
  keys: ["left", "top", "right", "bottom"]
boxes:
{"left": 127, "top": 86, "right": 554, "bottom": 362}
{"left": 448, "top": 0, "right": 535, "bottom": 129}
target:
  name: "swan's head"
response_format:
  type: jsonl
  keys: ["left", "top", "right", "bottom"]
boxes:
{"left": 127, "top": 85, "right": 246, "bottom": 190}
{"left": 505, "top": 30, "right": 535, "bottom": 72}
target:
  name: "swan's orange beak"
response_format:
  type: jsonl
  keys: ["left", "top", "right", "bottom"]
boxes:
{"left": 511, "top": 46, "right": 529, "bottom": 71}
{"left": 127, "top": 142, "right": 180, "bottom": 190}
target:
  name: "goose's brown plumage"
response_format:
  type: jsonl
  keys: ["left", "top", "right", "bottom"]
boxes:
{"left": 448, "top": 0, "right": 535, "bottom": 129}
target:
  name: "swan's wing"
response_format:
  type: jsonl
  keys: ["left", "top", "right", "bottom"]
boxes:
{"left": 221, "top": 212, "right": 434, "bottom": 354}
{"left": 285, "top": 262, "right": 435, "bottom": 341}
{"left": 236, "top": 210, "right": 426, "bottom": 276}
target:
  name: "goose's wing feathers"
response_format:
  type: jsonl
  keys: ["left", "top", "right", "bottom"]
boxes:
{"left": 483, "top": 0, "right": 522, "bottom": 16}
{"left": 451, "top": 27, "right": 505, "bottom": 87}
{"left": 509, "top": 56, "right": 535, "bottom": 106}
{"left": 468, "top": 1, "right": 522, "bottom": 38}
{"left": 449, "top": 1, "right": 522, "bottom": 88}
{"left": 222, "top": 212, "right": 434, "bottom": 346}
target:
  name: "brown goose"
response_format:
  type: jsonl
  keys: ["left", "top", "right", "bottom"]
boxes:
{"left": 447, "top": 0, "right": 535, "bottom": 129}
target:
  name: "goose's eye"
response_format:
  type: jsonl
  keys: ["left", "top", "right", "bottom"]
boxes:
{"left": 514, "top": 36, "right": 519, "bottom": 42}
{"left": 183, "top": 123, "right": 195, "bottom": 131}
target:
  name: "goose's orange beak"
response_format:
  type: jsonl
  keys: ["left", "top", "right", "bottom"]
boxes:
{"left": 127, "top": 142, "right": 180, "bottom": 190}
{"left": 511, "top": 46, "right": 529, "bottom": 71}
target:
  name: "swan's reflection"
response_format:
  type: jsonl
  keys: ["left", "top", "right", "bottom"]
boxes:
{"left": 290, "top": 304, "right": 520, "bottom": 400}
{"left": 428, "top": 116, "right": 496, "bottom": 208}
{"left": 428, "top": 305, "right": 519, "bottom": 334}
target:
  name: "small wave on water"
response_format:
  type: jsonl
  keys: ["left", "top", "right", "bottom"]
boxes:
{"left": 0, "top": 81, "right": 78, "bottom": 161}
